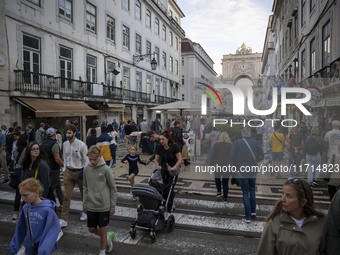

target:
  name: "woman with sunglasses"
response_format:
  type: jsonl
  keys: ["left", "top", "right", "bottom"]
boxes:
{"left": 256, "top": 178, "right": 326, "bottom": 255}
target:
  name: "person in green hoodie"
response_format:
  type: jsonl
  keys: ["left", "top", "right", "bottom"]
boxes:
{"left": 83, "top": 145, "right": 118, "bottom": 255}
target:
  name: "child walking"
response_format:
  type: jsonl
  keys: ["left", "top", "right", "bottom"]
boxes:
{"left": 121, "top": 145, "right": 146, "bottom": 188}
{"left": 10, "top": 178, "right": 61, "bottom": 255}
{"left": 83, "top": 145, "right": 117, "bottom": 255}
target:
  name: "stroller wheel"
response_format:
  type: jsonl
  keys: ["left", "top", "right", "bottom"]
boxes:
{"left": 166, "top": 215, "right": 175, "bottom": 232}
{"left": 129, "top": 228, "right": 137, "bottom": 239}
{"left": 149, "top": 231, "right": 156, "bottom": 243}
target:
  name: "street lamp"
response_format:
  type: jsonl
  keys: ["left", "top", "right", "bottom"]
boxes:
{"left": 133, "top": 52, "right": 158, "bottom": 70}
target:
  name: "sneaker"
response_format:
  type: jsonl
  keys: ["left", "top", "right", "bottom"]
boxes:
{"left": 59, "top": 219, "right": 68, "bottom": 228}
{"left": 57, "top": 230, "right": 64, "bottom": 242}
{"left": 312, "top": 180, "right": 319, "bottom": 186}
{"left": 223, "top": 197, "right": 228, "bottom": 202}
{"left": 2, "top": 178, "right": 10, "bottom": 184}
{"left": 251, "top": 213, "right": 257, "bottom": 219}
{"left": 12, "top": 211, "right": 19, "bottom": 220}
{"left": 216, "top": 192, "right": 222, "bottom": 198}
{"left": 243, "top": 219, "right": 251, "bottom": 224}
{"left": 106, "top": 231, "right": 115, "bottom": 252}
{"left": 80, "top": 212, "right": 87, "bottom": 221}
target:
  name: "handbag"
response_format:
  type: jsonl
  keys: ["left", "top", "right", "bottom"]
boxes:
{"left": 27, "top": 206, "right": 39, "bottom": 255}
{"left": 8, "top": 167, "right": 23, "bottom": 189}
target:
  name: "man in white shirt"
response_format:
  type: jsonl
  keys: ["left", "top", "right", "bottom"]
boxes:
{"left": 324, "top": 120, "right": 340, "bottom": 159}
{"left": 60, "top": 125, "right": 88, "bottom": 228}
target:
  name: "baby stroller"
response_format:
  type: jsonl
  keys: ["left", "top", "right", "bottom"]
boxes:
{"left": 129, "top": 176, "right": 177, "bottom": 242}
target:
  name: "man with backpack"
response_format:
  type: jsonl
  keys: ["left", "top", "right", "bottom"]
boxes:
{"left": 304, "top": 127, "right": 326, "bottom": 186}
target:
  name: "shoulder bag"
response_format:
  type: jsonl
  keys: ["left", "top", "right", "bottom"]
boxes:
{"left": 27, "top": 206, "right": 39, "bottom": 255}
{"left": 242, "top": 138, "right": 262, "bottom": 162}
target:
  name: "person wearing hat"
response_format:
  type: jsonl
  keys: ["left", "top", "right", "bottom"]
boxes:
{"left": 40, "top": 127, "right": 64, "bottom": 206}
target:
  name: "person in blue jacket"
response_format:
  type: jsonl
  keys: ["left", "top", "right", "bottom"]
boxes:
{"left": 10, "top": 177, "right": 61, "bottom": 255}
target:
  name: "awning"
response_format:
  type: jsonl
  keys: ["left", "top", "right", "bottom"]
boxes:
{"left": 15, "top": 98, "right": 98, "bottom": 117}
{"left": 106, "top": 103, "right": 124, "bottom": 112}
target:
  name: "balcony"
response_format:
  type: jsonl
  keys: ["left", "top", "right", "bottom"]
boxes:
{"left": 14, "top": 70, "right": 178, "bottom": 104}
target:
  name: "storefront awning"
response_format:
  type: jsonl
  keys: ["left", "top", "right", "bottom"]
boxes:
{"left": 106, "top": 103, "right": 124, "bottom": 112}
{"left": 15, "top": 98, "right": 98, "bottom": 117}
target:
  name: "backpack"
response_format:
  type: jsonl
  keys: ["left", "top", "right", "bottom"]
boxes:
{"left": 305, "top": 136, "right": 319, "bottom": 155}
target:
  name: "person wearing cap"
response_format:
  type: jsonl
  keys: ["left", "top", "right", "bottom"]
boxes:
{"left": 40, "top": 127, "right": 64, "bottom": 206}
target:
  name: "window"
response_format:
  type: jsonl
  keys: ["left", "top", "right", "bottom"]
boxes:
{"left": 162, "top": 51, "right": 166, "bottom": 69}
{"left": 59, "top": 45, "right": 73, "bottom": 89}
{"left": 146, "top": 75, "right": 151, "bottom": 94}
{"left": 181, "top": 57, "right": 184, "bottom": 66}
{"left": 58, "top": 0, "right": 72, "bottom": 21}
{"left": 155, "top": 46, "right": 159, "bottom": 64}
{"left": 170, "top": 32, "right": 173, "bottom": 46}
{"left": 175, "top": 60, "right": 178, "bottom": 75}
{"left": 163, "top": 80, "right": 167, "bottom": 97}
{"left": 135, "top": 0, "right": 141, "bottom": 20}
{"left": 23, "top": 34, "right": 40, "bottom": 85}
{"left": 106, "top": 15, "right": 115, "bottom": 42}
{"left": 136, "top": 71, "right": 142, "bottom": 92}
{"left": 301, "top": 49, "right": 306, "bottom": 79}
{"left": 123, "top": 67, "right": 130, "bottom": 90}
{"left": 322, "top": 20, "right": 331, "bottom": 67}
{"left": 122, "top": 0, "right": 129, "bottom": 11}
{"left": 155, "top": 18, "right": 159, "bottom": 35}
{"left": 169, "top": 56, "right": 173, "bottom": 72}
{"left": 294, "top": 14, "right": 298, "bottom": 39}
{"left": 27, "top": 0, "right": 40, "bottom": 6}
{"left": 155, "top": 78, "right": 160, "bottom": 95}
{"left": 86, "top": 55, "right": 96, "bottom": 83}
{"left": 310, "top": 0, "right": 316, "bottom": 12}
{"left": 146, "top": 9, "right": 151, "bottom": 28}
{"left": 106, "top": 61, "right": 116, "bottom": 87}
{"left": 175, "top": 37, "right": 178, "bottom": 50}
{"left": 146, "top": 40, "right": 151, "bottom": 59}
{"left": 310, "top": 37, "right": 315, "bottom": 74}
{"left": 162, "top": 25, "right": 166, "bottom": 41}
{"left": 301, "top": 0, "right": 306, "bottom": 27}
{"left": 182, "top": 75, "right": 184, "bottom": 85}
{"left": 86, "top": 2, "right": 96, "bottom": 33}
{"left": 135, "top": 34, "right": 141, "bottom": 54}
{"left": 123, "top": 25, "right": 130, "bottom": 50}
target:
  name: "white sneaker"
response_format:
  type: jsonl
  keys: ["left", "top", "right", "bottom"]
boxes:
{"left": 80, "top": 212, "right": 87, "bottom": 221}
{"left": 59, "top": 219, "right": 68, "bottom": 228}
{"left": 57, "top": 230, "right": 64, "bottom": 241}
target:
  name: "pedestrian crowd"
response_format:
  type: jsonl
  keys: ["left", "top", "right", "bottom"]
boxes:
{"left": 1, "top": 116, "right": 340, "bottom": 255}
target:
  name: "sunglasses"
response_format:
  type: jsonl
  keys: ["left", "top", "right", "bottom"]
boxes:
{"left": 287, "top": 178, "right": 306, "bottom": 195}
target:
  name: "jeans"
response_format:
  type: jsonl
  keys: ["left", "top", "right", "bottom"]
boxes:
{"left": 61, "top": 169, "right": 83, "bottom": 221}
{"left": 289, "top": 150, "right": 302, "bottom": 169}
{"left": 214, "top": 177, "right": 229, "bottom": 199}
{"left": 161, "top": 170, "right": 178, "bottom": 213}
{"left": 50, "top": 170, "right": 63, "bottom": 205}
{"left": 14, "top": 187, "right": 21, "bottom": 211}
{"left": 306, "top": 153, "right": 321, "bottom": 183}
{"left": 239, "top": 178, "right": 256, "bottom": 220}
{"left": 0, "top": 150, "right": 9, "bottom": 179}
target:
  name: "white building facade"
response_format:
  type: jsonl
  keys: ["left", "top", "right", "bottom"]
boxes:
{"left": 0, "top": 0, "right": 185, "bottom": 134}
{"left": 181, "top": 38, "right": 218, "bottom": 111}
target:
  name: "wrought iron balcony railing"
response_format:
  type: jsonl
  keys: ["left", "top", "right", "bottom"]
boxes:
{"left": 14, "top": 70, "right": 178, "bottom": 104}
